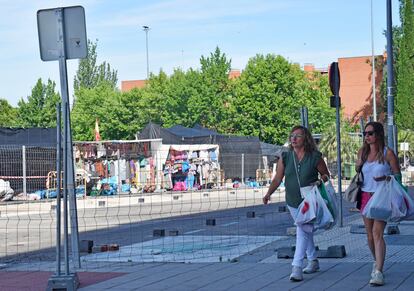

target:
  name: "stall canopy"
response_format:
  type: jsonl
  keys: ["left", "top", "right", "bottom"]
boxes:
{"left": 0, "top": 127, "right": 57, "bottom": 146}
{"left": 138, "top": 122, "right": 285, "bottom": 179}
{"left": 0, "top": 128, "right": 57, "bottom": 193}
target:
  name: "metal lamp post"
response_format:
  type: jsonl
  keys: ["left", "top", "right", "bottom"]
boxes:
{"left": 371, "top": 0, "right": 377, "bottom": 121}
{"left": 386, "top": 0, "right": 396, "bottom": 152}
{"left": 143, "top": 25, "right": 150, "bottom": 79}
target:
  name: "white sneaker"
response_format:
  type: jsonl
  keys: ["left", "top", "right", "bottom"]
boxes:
{"left": 289, "top": 266, "right": 303, "bottom": 281}
{"left": 370, "top": 270, "right": 385, "bottom": 286}
{"left": 303, "top": 259, "right": 320, "bottom": 274}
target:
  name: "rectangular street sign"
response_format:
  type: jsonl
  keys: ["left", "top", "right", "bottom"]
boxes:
{"left": 37, "top": 6, "right": 87, "bottom": 61}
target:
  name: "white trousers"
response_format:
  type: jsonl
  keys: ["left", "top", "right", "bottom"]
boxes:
{"left": 288, "top": 206, "right": 317, "bottom": 267}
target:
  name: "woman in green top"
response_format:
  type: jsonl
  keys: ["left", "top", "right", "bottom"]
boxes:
{"left": 263, "top": 125, "right": 330, "bottom": 282}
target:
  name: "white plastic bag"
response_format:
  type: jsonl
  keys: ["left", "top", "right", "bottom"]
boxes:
{"left": 362, "top": 181, "right": 393, "bottom": 221}
{"left": 295, "top": 185, "right": 334, "bottom": 230}
{"left": 404, "top": 187, "right": 414, "bottom": 219}
{"left": 295, "top": 186, "right": 317, "bottom": 225}
{"left": 388, "top": 178, "right": 407, "bottom": 222}
{"left": 388, "top": 176, "right": 414, "bottom": 220}
{"left": 0, "top": 179, "right": 14, "bottom": 201}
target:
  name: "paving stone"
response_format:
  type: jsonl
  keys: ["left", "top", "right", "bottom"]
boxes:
{"left": 246, "top": 211, "right": 255, "bottom": 218}
{"left": 153, "top": 229, "right": 165, "bottom": 237}
{"left": 206, "top": 219, "right": 216, "bottom": 226}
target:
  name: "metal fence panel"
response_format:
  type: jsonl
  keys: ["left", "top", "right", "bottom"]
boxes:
{"left": 1, "top": 141, "right": 411, "bottom": 273}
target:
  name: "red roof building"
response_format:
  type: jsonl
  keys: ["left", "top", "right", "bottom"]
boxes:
{"left": 338, "top": 55, "right": 384, "bottom": 121}
{"left": 121, "top": 69, "right": 242, "bottom": 92}
{"left": 305, "top": 54, "right": 384, "bottom": 122}
{"left": 121, "top": 80, "right": 147, "bottom": 92}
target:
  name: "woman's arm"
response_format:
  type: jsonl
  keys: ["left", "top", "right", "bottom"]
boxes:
{"left": 374, "top": 147, "right": 401, "bottom": 181}
{"left": 263, "top": 158, "right": 285, "bottom": 204}
{"left": 355, "top": 148, "right": 363, "bottom": 171}
{"left": 386, "top": 147, "right": 401, "bottom": 175}
{"left": 316, "top": 158, "right": 330, "bottom": 182}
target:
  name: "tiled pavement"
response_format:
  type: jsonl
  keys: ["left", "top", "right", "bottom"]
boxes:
{"left": 2, "top": 216, "right": 414, "bottom": 290}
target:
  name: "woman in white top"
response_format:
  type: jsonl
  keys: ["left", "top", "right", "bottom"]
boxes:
{"left": 356, "top": 122, "right": 400, "bottom": 286}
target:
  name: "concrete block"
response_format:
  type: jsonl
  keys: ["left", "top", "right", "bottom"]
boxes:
{"left": 286, "top": 227, "right": 296, "bottom": 236}
{"left": 385, "top": 224, "right": 400, "bottom": 235}
{"left": 277, "top": 246, "right": 295, "bottom": 258}
{"left": 80, "top": 240, "right": 93, "bottom": 253}
{"left": 278, "top": 205, "right": 287, "bottom": 212}
{"left": 92, "top": 245, "right": 108, "bottom": 252}
{"left": 98, "top": 200, "right": 106, "bottom": 207}
{"left": 206, "top": 219, "right": 216, "bottom": 226}
{"left": 108, "top": 244, "right": 119, "bottom": 251}
{"left": 317, "top": 245, "right": 346, "bottom": 258}
{"left": 153, "top": 229, "right": 165, "bottom": 237}
{"left": 350, "top": 224, "right": 366, "bottom": 234}
{"left": 138, "top": 198, "right": 145, "bottom": 203}
{"left": 246, "top": 211, "right": 255, "bottom": 218}
{"left": 47, "top": 273, "right": 79, "bottom": 291}
{"left": 169, "top": 230, "right": 179, "bottom": 236}
{"left": 278, "top": 246, "right": 327, "bottom": 259}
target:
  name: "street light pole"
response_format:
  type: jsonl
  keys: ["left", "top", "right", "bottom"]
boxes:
{"left": 386, "top": 0, "right": 396, "bottom": 152}
{"left": 370, "top": 0, "right": 377, "bottom": 121}
{"left": 143, "top": 25, "right": 150, "bottom": 79}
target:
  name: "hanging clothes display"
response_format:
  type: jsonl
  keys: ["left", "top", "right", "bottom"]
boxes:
{"left": 73, "top": 141, "right": 156, "bottom": 196}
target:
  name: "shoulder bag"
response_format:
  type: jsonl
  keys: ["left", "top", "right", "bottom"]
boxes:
{"left": 343, "top": 164, "right": 364, "bottom": 202}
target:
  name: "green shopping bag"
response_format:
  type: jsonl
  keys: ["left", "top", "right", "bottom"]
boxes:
{"left": 318, "top": 182, "right": 337, "bottom": 221}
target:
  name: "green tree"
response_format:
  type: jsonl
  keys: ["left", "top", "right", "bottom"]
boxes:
{"left": 0, "top": 99, "right": 18, "bottom": 127}
{"left": 115, "top": 89, "right": 148, "bottom": 138}
{"left": 142, "top": 48, "right": 233, "bottom": 131}
{"left": 319, "top": 121, "right": 361, "bottom": 164}
{"left": 188, "top": 47, "right": 232, "bottom": 130}
{"left": 17, "top": 78, "right": 60, "bottom": 127}
{"left": 398, "top": 129, "right": 414, "bottom": 167}
{"left": 300, "top": 71, "right": 335, "bottom": 135}
{"left": 145, "top": 70, "right": 171, "bottom": 126}
{"left": 228, "top": 54, "right": 334, "bottom": 144}
{"left": 73, "top": 39, "right": 118, "bottom": 93}
{"left": 156, "top": 68, "right": 203, "bottom": 127}
{"left": 396, "top": 0, "right": 414, "bottom": 129}
{"left": 71, "top": 84, "right": 121, "bottom": 140}
{"left": 117, "top": 84, "right": 166, "bottom": 138}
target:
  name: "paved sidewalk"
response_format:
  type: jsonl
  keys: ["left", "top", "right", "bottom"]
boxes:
{"left": 75, "top": 217, "right": 414, "bottom": 290}
{"left": 74, "top": 261, "right": 413, "bottom": 290}
{"left": 2, "top": 217, "right": 414, "bottom": 290}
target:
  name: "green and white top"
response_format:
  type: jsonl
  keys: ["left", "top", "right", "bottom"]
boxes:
{"left": 282, "top": 150, "right": 322, "bottom": 208}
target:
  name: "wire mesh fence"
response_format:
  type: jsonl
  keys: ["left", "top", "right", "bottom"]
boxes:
{"left": 0, "top": 141, "right": 413, "bottom": 272}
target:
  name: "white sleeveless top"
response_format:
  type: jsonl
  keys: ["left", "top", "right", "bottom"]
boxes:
{"left": 361, "top": 148, "right": 391, "bottom": 193}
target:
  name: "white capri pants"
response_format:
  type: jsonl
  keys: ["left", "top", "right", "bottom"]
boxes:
{"left": 288, "top": 206, "right": 317, "bottom": 267}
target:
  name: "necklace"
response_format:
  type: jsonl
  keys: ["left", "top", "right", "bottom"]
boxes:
{"left": 295, "top": 151, "right": 305, "bottom": 162}
{"left": 294, "top": 151, "right": 305, "bottom": 174}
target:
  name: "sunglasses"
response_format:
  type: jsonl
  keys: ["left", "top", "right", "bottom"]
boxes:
{"left": 363, "top": 130, "right": 375, "bottom": 137}
{"left": 290, "top": 133, "right": 304, "bottom": 139}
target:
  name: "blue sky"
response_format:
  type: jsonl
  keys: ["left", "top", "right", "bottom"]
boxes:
{"left": 0, "top": 0, "right": 401, "bottom": 106}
